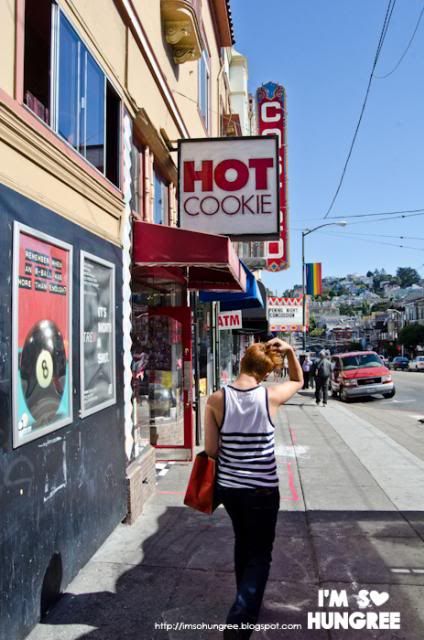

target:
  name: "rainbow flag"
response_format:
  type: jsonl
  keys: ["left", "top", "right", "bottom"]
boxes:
{"left": 306, "top": 262, "right": 322, "bottom": 296}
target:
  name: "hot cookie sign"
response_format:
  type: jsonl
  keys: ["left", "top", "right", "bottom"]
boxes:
{"left": 178, "top": 136, "right": 280, "bottom": 240}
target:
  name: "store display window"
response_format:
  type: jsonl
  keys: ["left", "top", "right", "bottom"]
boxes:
{"left": 131, "top": 283, "right": 184, "bottom": 456}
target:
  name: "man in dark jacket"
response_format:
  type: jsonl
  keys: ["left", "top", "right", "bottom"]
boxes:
{"left": 314, "top": 350, "right": 332, "bottom": 406}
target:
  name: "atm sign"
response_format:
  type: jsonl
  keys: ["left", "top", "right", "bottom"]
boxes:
{"left": 218, "top": 310, "right": 242, "bottom": 330}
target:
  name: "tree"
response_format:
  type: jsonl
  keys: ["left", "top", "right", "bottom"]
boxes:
{"left": 310, "top": 327, "right": 325, "bottom": 337}
{"left": 370, "top": 301, "right": 391, "bottom": 312}
{"left": 366, "top": 270, "right": 373, "bottom": 278}
{"left": 398, "top": 324, "right": 424, "bottom": 349}
{"left": 396, "top": 267, "right": 420, "bottom": 288}
{"left": 361, "top": 302, "right": 371, "bottom": 316}
{"left": 339, "top": 304, "right": 357, "bottom": 316}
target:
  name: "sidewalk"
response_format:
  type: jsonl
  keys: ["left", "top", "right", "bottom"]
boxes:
{"left": 26, "top": 394, "right": 424, "bottom": 640}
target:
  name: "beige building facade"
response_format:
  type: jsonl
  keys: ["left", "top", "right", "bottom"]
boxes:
{"left": 0, "top": 3, "right": 242, "bottom": 640}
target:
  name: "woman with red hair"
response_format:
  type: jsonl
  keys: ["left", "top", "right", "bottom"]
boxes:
{"left": 205, "top": 338, "right": 303, "bottom": 639}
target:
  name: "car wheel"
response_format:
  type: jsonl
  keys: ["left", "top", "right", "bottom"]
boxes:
{"left": 340, "top": 388, "right": 351, "bottom": 403}
{"left": 331, "top": 387, "right": 339, "bottom": 398}
{"left": 383, "top": 389, "right": 396, "bottom": 399}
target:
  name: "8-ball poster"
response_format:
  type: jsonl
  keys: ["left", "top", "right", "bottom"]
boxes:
{"left": 80, "top": 252, "right": 116, "bottom": 417}
{"left": 12, "top": 223, "right": 73, "bottom": 447}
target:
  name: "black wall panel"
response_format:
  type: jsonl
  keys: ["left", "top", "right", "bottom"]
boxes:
{"left": 0, "top": 184, "right": 127, "bottom": 640}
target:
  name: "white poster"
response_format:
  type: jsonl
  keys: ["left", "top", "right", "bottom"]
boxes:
{"left": 268, "top": 297, "right": 305, "bottom": 332}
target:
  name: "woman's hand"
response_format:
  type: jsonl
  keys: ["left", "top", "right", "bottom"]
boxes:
{"left": 266, "top": 338, "right": 292, "bottom": 354}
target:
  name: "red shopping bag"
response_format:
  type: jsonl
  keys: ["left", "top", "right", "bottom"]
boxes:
{"left": 184, "top": 451, "right": 218, "bottom": 514}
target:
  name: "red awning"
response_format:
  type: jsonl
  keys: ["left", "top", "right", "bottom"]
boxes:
{"left": 133, "top": 221, "right": 246, "bottom": 291}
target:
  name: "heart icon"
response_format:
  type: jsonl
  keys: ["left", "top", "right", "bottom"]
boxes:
{"left": 370, "top": 591, "right": 390, "bottom": 607}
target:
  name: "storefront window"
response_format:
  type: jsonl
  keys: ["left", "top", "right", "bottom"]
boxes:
{"left": 131, "top": 284, "right": 184, "bottom": 455}
{"left": 197, "top": 303, "right": 213, "bottom": 396}
{"left": 219, "top": 332, "right": 251, "bottom": 387}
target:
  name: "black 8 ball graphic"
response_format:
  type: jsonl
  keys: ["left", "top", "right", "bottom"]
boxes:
{"left": 20, "top": 320, "right": 67, "bottom": 424}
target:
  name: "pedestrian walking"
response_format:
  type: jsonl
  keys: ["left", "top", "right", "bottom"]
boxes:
{"left": 282, "top": 355, "right": 289, "bottom": 378}
{"left": 314, "top": 349, "right": 332, "bottom": 407}
{"left": 204, "top": 338, "right": 303, "bottom": 639}
{"left": 302, "top": 354, "right": 313, "bottom": 389}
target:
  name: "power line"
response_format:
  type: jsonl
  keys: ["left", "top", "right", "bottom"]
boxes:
{"left": 315, "top": 229, "right": 424, "bottom": 252}
{"left": 346, "top": 210, "right": 424, "bottom": 225}
{"left": 316, "top": 230, "right": 424, "bottom": 241}
{"left": 375, "top": 5, "right": 424, "bottom": 79}
{"left": 327, "top": 207, "right": 424, "bottom": 219}
{"left": 293, "top": 210, "right": 424, "bottom": 232}
{"left": 323, "top": 0, "right": 397, "bottom": 219}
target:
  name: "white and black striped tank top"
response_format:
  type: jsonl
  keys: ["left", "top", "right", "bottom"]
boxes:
{"left": 217, "top": 384, "right": 279, "bottom": 489}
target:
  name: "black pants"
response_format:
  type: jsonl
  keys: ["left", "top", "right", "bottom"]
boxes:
{"left": 315, "top": 376, "right": 329, "bottom": 404}
{"left": 216, "top": 485, "right": 280, "bottom": 638}
{"left": 303, "top": 371, "right": 310, "bottom": 389}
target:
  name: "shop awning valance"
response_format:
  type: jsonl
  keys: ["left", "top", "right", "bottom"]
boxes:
{"left": 133, "top": 221, "right": 246, "bottom": 292}
{"left": 199, "top": 262, "right": 264, "bottom": 310}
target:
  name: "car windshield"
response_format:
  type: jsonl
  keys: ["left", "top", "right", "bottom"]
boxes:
{"left": 341, "top": 354, "right": 383, "bottom": 370}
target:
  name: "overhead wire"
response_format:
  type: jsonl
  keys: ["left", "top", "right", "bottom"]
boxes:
{"left": 323, "top": 0, "right": 397, "bottom": 219}
{"left": 291, "top": 227, "right": 424, "bottom": 242}
{"left": 324, "top": 230, "right": 424, "bottom": 241}
{"left": 327, "top": 207, "right": 424, "bottom": 220}
{"left": 292, "top": 210, "right": 424, "bottom": 234}
{"left": 313, "top": 229, "right": 424, "bottom": 252}
{"left": 344, "top": 210, "right": 424, "bottom": 226}
{"left": 374, "top": 4, "right": 424, "bottom": 79}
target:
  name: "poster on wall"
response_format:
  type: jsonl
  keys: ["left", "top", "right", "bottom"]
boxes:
{"left": 81, "top": 252, "right": 116, "bottom": 417}
{"left": 12, "top": 223, "right": 73, "bottom": 447}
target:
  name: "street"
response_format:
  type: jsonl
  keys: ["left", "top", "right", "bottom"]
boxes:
{"left": 390, "top": 370, "right": 424, "bottom": 414}
{"left": 27, "top": 378, "right": 424, "bottom": 640}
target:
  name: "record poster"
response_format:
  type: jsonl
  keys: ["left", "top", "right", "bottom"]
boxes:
{"left": 13, "top": 223, "right": 73, "bottom": 447}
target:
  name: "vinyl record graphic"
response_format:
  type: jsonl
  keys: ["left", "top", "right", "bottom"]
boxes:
{"left": 20, "top": 320, "right": 67, "bottom": 424}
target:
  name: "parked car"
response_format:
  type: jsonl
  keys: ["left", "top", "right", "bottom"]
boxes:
{"left": 330, "top": 351, "right": 395, "bottom": 402}
{"left": 390, "top": 356, "right": 409, "bottom": 371}
{"left": 408, "top": 356, "right": 424, "bottom": 372}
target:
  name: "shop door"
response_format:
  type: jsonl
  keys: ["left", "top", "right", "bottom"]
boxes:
{"left": 145, "top": 306, "right": 193, "bottom": 462}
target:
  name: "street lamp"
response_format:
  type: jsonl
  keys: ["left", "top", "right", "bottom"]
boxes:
{"left": 302, "top": 221, "right": 347, "bottom": 351}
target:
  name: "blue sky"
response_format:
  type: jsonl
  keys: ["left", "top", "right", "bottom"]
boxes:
{"left": 230, "top": 0, "right": 424, "bottom": 292}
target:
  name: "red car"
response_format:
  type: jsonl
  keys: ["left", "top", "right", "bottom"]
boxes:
{"left": 330, "top": 351, "right": 395, "bottom": 402}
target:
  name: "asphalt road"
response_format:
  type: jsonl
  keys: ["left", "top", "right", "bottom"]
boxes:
{"left": 310, "top": 370, "right": 424, "bottom": 468}
{"left": 342, "top": 370, "right": 424, "bottom": 414}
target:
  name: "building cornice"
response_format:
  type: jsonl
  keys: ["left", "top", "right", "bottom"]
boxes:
{"left": 209, "top": 0, "right": 234, "bottom": 47}
{"left": 0, "top": 93, "right": 123, "bottom": 243}
{"left": 114, "top": 0, "right": 190, "bottom": 139}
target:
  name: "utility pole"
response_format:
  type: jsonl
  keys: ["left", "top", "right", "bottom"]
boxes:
{"left": 302, "top": 221, "right": 348, "bottom": 351}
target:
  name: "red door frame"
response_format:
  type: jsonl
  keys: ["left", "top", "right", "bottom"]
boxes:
{"left": 147, "top": 306, "right": 193, "bottom": 462}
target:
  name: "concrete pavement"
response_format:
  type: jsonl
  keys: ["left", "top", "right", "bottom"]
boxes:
{"left": 26, "top": 392, "right": 424, "bottom": 640}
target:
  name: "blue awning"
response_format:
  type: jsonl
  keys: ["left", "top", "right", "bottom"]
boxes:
{"left": 199, "top": 262, "right": 264, "bottom": 310}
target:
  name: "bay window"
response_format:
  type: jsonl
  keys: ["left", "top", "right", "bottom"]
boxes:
{"left": 24, "top": 0, "right": 121, "bottom": 187}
